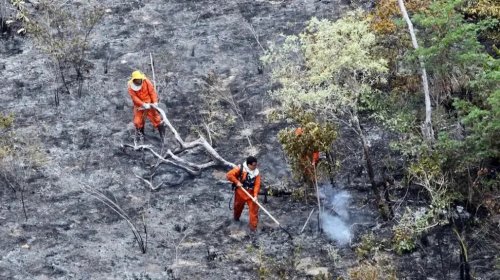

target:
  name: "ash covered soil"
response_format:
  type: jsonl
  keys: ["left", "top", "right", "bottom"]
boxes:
{"left": 1, "top": 1, "right": 497, "bottom": 279}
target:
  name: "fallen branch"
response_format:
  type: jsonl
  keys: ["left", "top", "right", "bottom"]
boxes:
{"left": 121, "top": 105, "right": 235, "bottom": 184}
{"left": 1, "top": 167, "right": 29, "bottom": 221}
{"left": 300, "top": 208, "right": 315, "bottom": 234}
{"left": 80, "top": 183, "right": 147, "bottom": 253}
{"left": 245, "top": 22, "right": 265, "bottom": 53}
{"left": 175, "top": 230, "right": 190, "bottom": 266}
{"left": 134, "top": 172, "right": 165, "bottom": 191}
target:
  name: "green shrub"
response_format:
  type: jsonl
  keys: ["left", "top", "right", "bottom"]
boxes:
{"left": 277, "top": 110, "right": 337, "bottom": 184}
{"left": 356, "top": 233, "right": 380, "bottom": 259}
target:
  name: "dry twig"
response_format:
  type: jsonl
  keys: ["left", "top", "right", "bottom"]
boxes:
{"left": 122, "top": 106, "right": 235, "bottom": 184}
{"left": 80, "top": 183, "right": 148, "bottom": 253}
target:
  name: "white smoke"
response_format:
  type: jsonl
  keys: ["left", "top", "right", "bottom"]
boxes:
{"left": 320, "top": 189, "right": 352, "bottom": 246}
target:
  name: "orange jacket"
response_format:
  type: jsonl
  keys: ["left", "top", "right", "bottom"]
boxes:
{"left": 227, "top": 165, "right": 261, "bottom": 197}
{"left": 128, "top": 79, "right": 158, "bottom": 107}
{"left": 312, "top": 151, "right": 320, "bottom": 166}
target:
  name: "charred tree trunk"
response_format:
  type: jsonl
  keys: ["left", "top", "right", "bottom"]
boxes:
{"left": 453, "top": 227, "right": 471, "bottom": 280}
{"left": 381, "top": 167, "right": 395, "bottom": 218}
{"left": 57, "top": 59, "right": 71, "bottom": 95}
{"left": 351, "top": 114, "right": 391, "bottom": 220}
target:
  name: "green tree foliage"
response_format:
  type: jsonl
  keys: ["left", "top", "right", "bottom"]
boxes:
{"left": 374, "top": 0, "right": 498, "bottom": 171}
{"left": 379, "top": 0, "right": 499, "bottom": 212}
{"left": 451, "top": 46, "right": 500, "bottom": 166}
{"left": 409, "top": 0, "right": 499, "bottom": 189}
{"left": 454, "top": 89, "right": 500, "bottom": 160}
{"left": 364, "top": 0, "right": 500, "bottom": 258}
{"left": 412, "top": 0, "right": 497, "bottom": 102}
{"left": 262, "top": 11, "right": 392, "bottom": 217}
{"left": 262, "top": 10, "right": 388, "bottom": 120}
{"left": 464, "top": 0, "right": 500, "bottom": 46}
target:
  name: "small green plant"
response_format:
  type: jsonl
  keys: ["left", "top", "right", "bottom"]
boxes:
{"left": 253, "top": 244, "right": 293, "bottom": 279}
{"left": 0, "top": 113, "right": 15, "bottom": 160}
{"left": 291, "top": 187, "right": 306, "bottom": 202}
{"left": 0, "top": 119, "right": 46, "bottom": 221}
{"left": 324, "top": 244, "right": 341, "bottom": 266}
{"left": 257, "top": 245, "right": 270, "bottom": 280}
{"left": 390, "top": 151, "right": 455, "bottom": 254}
{"left": 348, "top": 253, "right": 398, "bottom": 280}
{"left": 392, "top": 211, "right": 417, "bottom": 255}
{"left": 356, "top": 233, "right": 380, "bottom": 259}
{"left": 291, "top": 243, "right": 303, "bottom": 269}
{"left": 348, "top": 263, "right": 379, "bottom": 280}
{"left": 0, "top": 113, "right": 14, "bottom": 128}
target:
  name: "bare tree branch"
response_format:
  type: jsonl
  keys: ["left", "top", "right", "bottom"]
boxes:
{"left": 134, "top": 172, "right": 165, "bottom": 191}
{"left": 120, "top": 105, "right": 236, "bottom": 189}
{"left": 123, "top": 105, "right": 234, "bottom": 169}
{"left": 397, "top": 0, "right": 435, "bottom": 142}
{"left": 80, "top": 183, "right": 147, "bottom": 253}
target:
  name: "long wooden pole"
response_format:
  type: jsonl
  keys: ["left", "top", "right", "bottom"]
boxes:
{"left": 238, "top": 186, "right": 293, "bottom": 239}
{"left": 149, "top": 52, "right": 157, "bottom": 91}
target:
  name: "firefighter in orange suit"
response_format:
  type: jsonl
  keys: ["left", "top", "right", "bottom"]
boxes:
{"left": 127, "top": 70, "right": 166, "bottom": 139}
{"left": 226, "top": 156, "right": 261, "bottom": 231}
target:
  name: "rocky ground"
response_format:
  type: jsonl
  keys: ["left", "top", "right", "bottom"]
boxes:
{"left": 0, "top": 0, "right": 498, "bottom": 279}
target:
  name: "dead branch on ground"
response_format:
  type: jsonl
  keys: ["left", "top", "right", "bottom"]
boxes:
{"left": 80, "top": 183, "right": 148, "bottom": 253}
{"left": 121, "top": 105, "right": 235, "bottom": 190}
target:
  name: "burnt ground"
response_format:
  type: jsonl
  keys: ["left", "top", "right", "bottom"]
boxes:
{"left": 0, "top": 0, "right": 499, "bottom": 279}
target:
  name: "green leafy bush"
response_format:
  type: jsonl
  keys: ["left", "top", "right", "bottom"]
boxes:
{"left": 355, "top": 233, "right": 380, "bottom": 259}
{"left": 277, "top": 110, "right": 337, "bottom": 184}
{"left": 0, "top": 113, "right": 14, "bottom": 159}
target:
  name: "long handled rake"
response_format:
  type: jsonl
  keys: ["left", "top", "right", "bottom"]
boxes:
{"left": 238, "top": 186, "right": 293, "bottom": 240}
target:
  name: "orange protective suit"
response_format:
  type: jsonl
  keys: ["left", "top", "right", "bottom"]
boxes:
{"left": 227, "top": 165, "right": 261, "bottom": 230}
{"left": 128, "top": 78, "right": 162, "bottom": 129}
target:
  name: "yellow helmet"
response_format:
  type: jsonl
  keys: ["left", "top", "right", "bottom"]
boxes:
{"left": 130, "top": 70, "right": 146, "bottom": 80}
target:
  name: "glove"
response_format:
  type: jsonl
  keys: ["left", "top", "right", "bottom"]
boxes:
{"left": 142, "top": 103, "right": 151, "bottom": 110}
{"left": 319, "top": 152, "right": 327, "bottom": 160}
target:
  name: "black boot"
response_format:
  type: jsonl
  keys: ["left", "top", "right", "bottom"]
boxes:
{"left": 135, "top": 128, "right": 144, "bottom": 144}
{"left": 249, "top": 229, "right": 259, "bottom": 248}
{"left": 158, "top": 124, "right": 166, "bottom": 140}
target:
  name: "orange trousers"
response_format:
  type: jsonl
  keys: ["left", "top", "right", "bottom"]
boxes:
{"left": 234, "top": 187, "right": 259, "bottom": 230}
{"left": 133, "top": 107, "right": 162, "bottom": 129}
